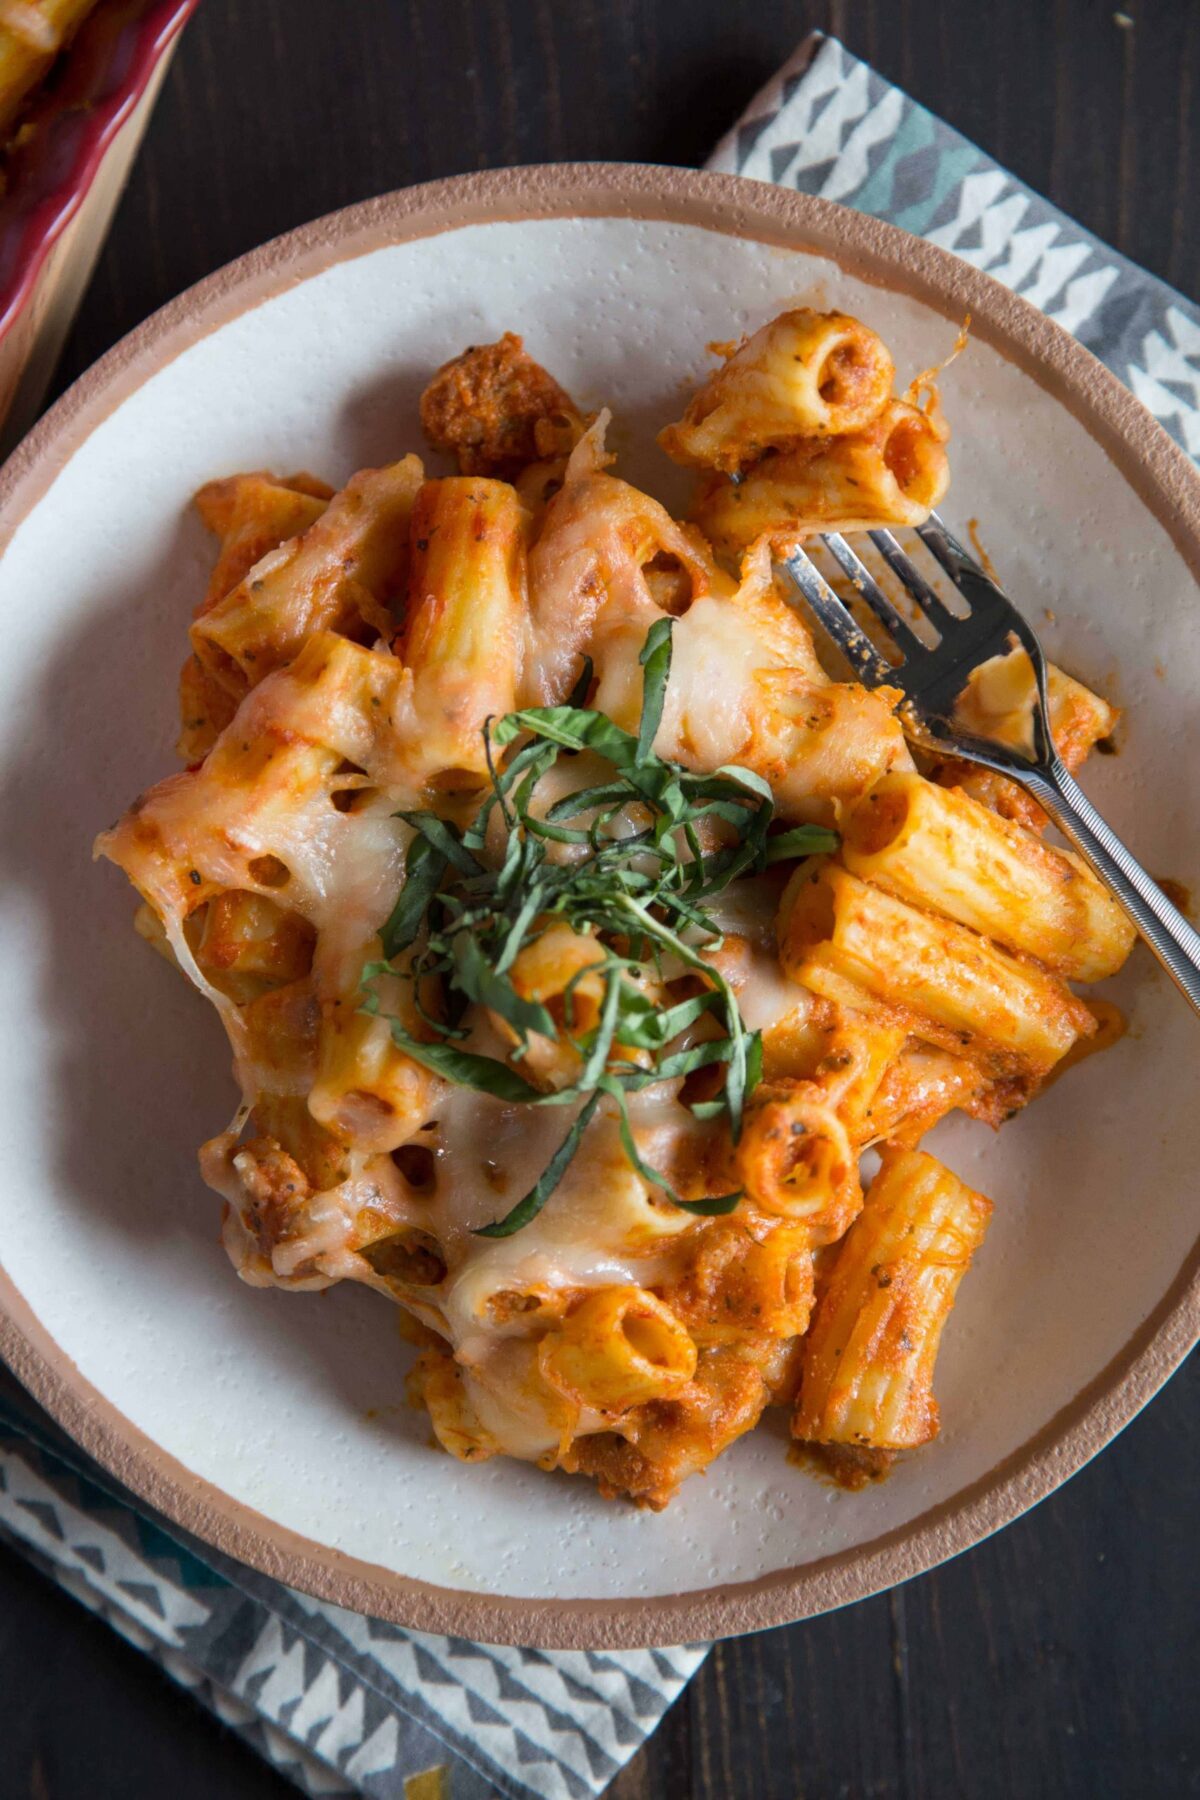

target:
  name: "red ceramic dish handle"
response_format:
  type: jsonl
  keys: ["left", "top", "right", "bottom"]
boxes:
{"left": 0, "top": 0, "right": 201, "bottom": 340}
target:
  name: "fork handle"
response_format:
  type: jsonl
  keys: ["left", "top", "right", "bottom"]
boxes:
{"left": 1025, "top": 760, "right": 1200, "bottom": 1015}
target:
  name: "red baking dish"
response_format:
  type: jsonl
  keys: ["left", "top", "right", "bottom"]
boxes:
{"left": 0, "top": 0, "right": 199, "bottom": 452}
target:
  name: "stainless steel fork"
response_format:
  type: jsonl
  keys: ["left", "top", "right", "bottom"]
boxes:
{"left": 780, "top": 513, "right": 1200, "bottom": 1015}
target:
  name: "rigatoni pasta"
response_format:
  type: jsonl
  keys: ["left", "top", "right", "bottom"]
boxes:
{"left": 539, "top": 1287, "right": 698, "bottom": 1416}
{"left": 96, "top": 306, "right": 1135, "bottom": 1509}
{"left": 179, "top": 472, "right": 332, "bottom": 761}
{"left": 930, "top": 648, "right": 1119, "bottom": 832}
{"left": 308, "top": 946, "right": 446, "bottom": 1154}
{"left": 780, "top": 861, "right": 1096, "bottom": 1080}
{"left": 794, "top": 1146, "right": 992, "bottom": 1450}
{"left": 735, "top": 1080, "right": 860, "bottom": 1241}
{"left": 657, "top": 309, "right": 896, "bottom": 472}
{"left": 690, "top": 397, "right": 950, "bottom": 559}
{"left": 841, "top": 771, "right": 1135, "bottom": 981}
{"left": 191, "top": 458, "right": 421, "bottom": 698}
{"left": 401, "top": 476, "right": 529, "bottom": 778}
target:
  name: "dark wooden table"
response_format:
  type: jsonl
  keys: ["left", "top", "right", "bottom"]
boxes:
{"left": 3, "top": 3, "right": 1198, "bottom": 1796}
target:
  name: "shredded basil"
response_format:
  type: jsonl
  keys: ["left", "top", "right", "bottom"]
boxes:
{"left": 366, "top": 621, "right": 838, "bottom": 1234}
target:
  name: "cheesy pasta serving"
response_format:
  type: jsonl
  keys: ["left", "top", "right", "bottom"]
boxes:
{"left": 98, "top": 311, "right": 1134, "bottom": 1508}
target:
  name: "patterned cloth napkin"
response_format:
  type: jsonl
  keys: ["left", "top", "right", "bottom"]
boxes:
{"left": 3, "top": 30, "right": 1198, "bottom": 1800}
{"left": 0, "top": 1370, "right": 703, "bottom": 1798}
{"left": 709, "top": 34, "right": 1200, "bottom": 460}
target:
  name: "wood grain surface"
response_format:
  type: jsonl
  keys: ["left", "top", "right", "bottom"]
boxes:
{"left": 2, "top": 2, "right": 1197, "bottom": 1796}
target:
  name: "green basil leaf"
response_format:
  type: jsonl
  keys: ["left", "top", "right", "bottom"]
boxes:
{"left": 636, "top": 616, "right": 674, "bottom": 763}
{"left": 574, "top": 964, "right": 624, "bottom": 1091}
{"left": 396, "top": 811, "right": 482, "bottom": 877}
{"left": 606, "top": 980, "right": 658, "bottom": 1042}
{"left": 622, "top": 1036, "right": 737, "bottom": 1087}
{"left": 523, "top": 812, "right": 594, "bottom": 846}
{"left": 674, "top": 1191, "right": 743, "bottom": 1216}
{"left": 544, "top": 781, "right": 632, "bottom": 823}
{"left": 606, "top": 1085, "right": 739, "bottom": 1218}
{"left": 763, "top": 825, "right": 840, "bottom": 864}
{"left": 501, "top": 705, "right": 641, "bottom": 768}
{"left": 511, "top": 739, "right": 561, "bottom": 818}
{"left": 492, "top": 887, "right": 549, "bottom": 976}
{"left": 566, "top": 653, "right": 595, "bottom": 709}
{"left": 475, "top": 1092, "right": 601, "bottom": 1237}
{"left": 723, "top": 1013, "right": 751, "bottom": 1143}
{"left": 380, "top": 834, "right": 445, "bottom": 958}
{"left": 726, "top": 1027, "right": 764, "bottom": 1140}
{"left": 713, "top": 763, "right": 774, "bottom": 802}
{"left": 464, "top": 734, "right": 550, "bottom": 847}
{"left": 745, "top": 1027, "right": 764, "bottom": 1094}
{"left": 359, "top": 960, "right": 393, "bottom": 990}
{"left": 608, "top": 1086, "right": 688, "bottom": 1207}
{"left": 614, "top": 989, "right": 716, "bottom": 1051}
{"left": 686, "top": 1098, "right": 729, "bottom": 1120}
{"left": 451, "top": 934, "right": 556, "bottom": 1039}
{"left": 386, "top": 1022, "right": 548, "bottom": 1103}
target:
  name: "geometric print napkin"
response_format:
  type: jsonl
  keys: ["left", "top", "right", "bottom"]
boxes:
{"left": 708, "top": 34, "right": 1200, "bottom": 461}
{"left": 0, "top": 1372, "right": 703, "bottom": 1798}
{"left": 5, "top": 28, "right": 1200, "bottom": 1800}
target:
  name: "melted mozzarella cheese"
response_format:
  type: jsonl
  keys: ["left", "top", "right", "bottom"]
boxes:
{"left": 657, "top": 594, "right": 766, "bottom": 768}
{"left": 100, "top": 433, "right": 891, "bottom": 1477}
{"left": 701, "top": 878, "right": 815, "bottom": 1034}
{"left": 431, "top": 1094, "right": 692, "bottom": 1341}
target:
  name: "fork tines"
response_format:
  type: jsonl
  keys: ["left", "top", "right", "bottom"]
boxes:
{"left": 780, "top": 542, "right": 898, "bottom": 689}
{"left": 822, "top": 532, "right": 927, "bottom": 661}
{"left": 781, "top": 511, "right": 1040, "bottom": 721}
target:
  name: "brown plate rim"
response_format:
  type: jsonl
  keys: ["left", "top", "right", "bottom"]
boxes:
{"left": 0, "top": 162, "right": 1196, "bottom": 1650}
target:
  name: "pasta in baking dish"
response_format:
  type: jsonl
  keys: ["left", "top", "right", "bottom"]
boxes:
{"left": 97, "top": 311, "right": 1135, "bottom": 1509}
{"left": 0, "top": 0, "right": 99, "bottom": 145}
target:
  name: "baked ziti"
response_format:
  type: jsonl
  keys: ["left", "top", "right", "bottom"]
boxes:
{"left": 97, "top": 311, "right": 1133, "bottom": 1507}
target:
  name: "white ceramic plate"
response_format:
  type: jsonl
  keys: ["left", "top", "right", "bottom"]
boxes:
{"left": 0, "top": 168, "right": 1196, "bottom": 1648}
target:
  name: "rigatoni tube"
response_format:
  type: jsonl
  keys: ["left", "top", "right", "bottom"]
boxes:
{"left": 401, "top": 476, "right": 530, "bottom": 780}
{"left": 735, "top": 1080, "right": 861, "bottom": 1244}
{"left": 842, "top": 772, "right": 1135, "bottom": 982}
{"left": 952, "top": 647, "right": 1116, "bottom": 769}
{"left": 538, "top": 1287, "right": 697, "bottom": 1416}
{"left": 192, "top": 458, "right": 421, "bottom": 696}
{"left": 658, "top": 309, "right": 895, "bottom": 472}
{"left": 780, "top": 862, "right": 1095, "bottom": 1078}
{"left": 794, "top": 1146, "right": 992, "bottom": 1449}
{"left": 858, "top": 1042, "right": 989, "bottom": 1147}
{"left": 694, "top": 399, "right": 948, "bottom": 558}
{"left": 929, "top": 654, "right": 1119, "bottom": 833}
{"left": 664, "top": 1221, "right": 815, "bottom": 1345}
{"left": 308, "top": 949, "right": 445, "bottom": 1155}
{"left": 192, "top": 889, "right": 316, "bottom": 1004}
{"left": 180, "top": 473, "right": 330, "bottom": 761}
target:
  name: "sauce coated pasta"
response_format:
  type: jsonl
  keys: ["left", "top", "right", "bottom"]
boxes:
{"left": 98, "top": 311, "right": 1133, "bottom": 1507}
